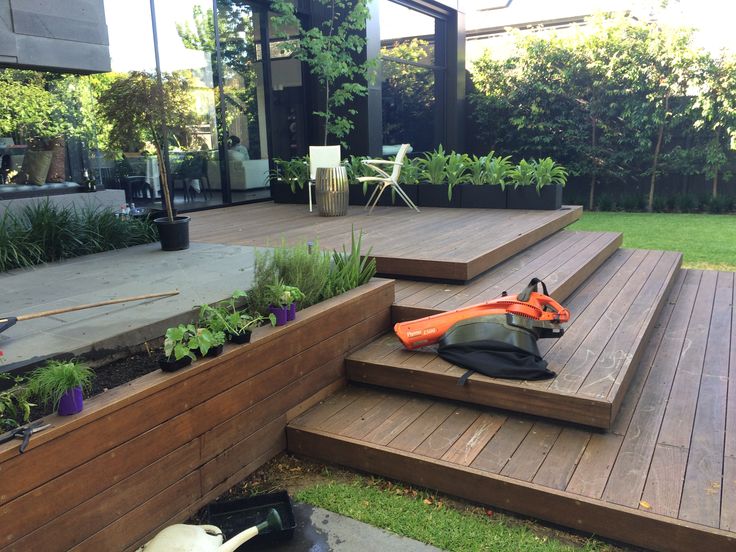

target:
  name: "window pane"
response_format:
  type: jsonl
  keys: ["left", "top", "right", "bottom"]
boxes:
{"left": 381, "top": 60, "right": 438, "bottom": 152}
{"left": 380, "top": 0, "right": 435, "bottom": 65}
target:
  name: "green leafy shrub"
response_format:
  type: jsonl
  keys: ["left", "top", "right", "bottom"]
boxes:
{"left": 0, "top": 373, "right": 33, "bottom": 431}
{"left": 270, "top": 157, "right": 309, "bottom": 193}
{"left": 398, "top": 157, "right": 421, "bottom": 186}
{"left": 486, "top": 155, "right": 513, "bottom": 189}
{"left": 419, "top": 145, "right": 449, "bottom": 184}
{"left": 446, "top": 152, "right": 469, "bottom": 200}
{"left": 532, "top": 157, "right": 567, "bottom": 192}
{"left": 323, "top": 229, "right": 376, "bottom": 298}
{"left": 27, "top": 360, "right": 93, "bottom": 410}
{"left": 0, "top": 201, "right": 156, "bottom": 272}
{"left": 199, "top": 290, "right": 276, "bottom": 338}
{"left": 509, "top": 159, "right": 536, "bottom": 189}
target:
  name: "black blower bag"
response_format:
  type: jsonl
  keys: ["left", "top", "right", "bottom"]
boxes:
{"left": 438, "top": 314, "right": 556, "bottom": 384}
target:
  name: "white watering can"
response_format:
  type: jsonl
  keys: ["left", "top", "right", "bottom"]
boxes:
{"left": 136, "top": 508, "right": 283, "bottom": 552}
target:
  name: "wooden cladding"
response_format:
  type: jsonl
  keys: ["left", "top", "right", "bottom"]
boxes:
{"left": 0, "top": 279, "right": 394, "bottom": 552}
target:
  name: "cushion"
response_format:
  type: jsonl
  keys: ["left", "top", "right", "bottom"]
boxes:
{"left": 13, "top": 150, "right": 52, "bottom": 185}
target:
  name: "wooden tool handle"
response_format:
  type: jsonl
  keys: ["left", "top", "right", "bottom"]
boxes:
{"left": 16, "top": 291, "right": 180, "bottom": 321}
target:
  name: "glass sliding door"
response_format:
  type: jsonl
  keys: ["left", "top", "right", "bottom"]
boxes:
{"left": 217, "top": 0, "right": 271, "bottom": 202}
{"left": 155, "top": 0, "right": 221, "bottom": 208}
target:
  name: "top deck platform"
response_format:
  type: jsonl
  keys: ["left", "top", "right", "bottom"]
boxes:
{"left": 189, "top": 203, "right": 582, "bottom": 282}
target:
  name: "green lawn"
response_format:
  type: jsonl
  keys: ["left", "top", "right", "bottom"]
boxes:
{"left": 570, "top": 211, "right": 736, "bottom": 271}
{"left": 297, "top": 480, "right": 614, "bottom": 552}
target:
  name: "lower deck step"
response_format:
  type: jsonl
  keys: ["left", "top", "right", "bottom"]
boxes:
{"left": 349, "top": 249, "right": 682, "bottom": 428}
{"left": 288, "top": 270, "right": 736, "bottom": 552}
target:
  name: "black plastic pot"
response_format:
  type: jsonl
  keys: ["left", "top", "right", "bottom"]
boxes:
{"left": 418, "top": 183, "right": 459, "bottom": 207}
{"left": 270, "top": 180, "right": 309, "bottom": 204}
{"left": 203, "top": 490, "right": 297, "bottom": 549}
{"left": 154, "top": 215, "right": 190, "bottom": 251}
{"left": 158, "top": 355, "right": 193, "bottom": 372}
{"left": 205, "top": 343, "right": 224, "bottom": 358}
{"left": 362, "top": 183, "right": 394, "bottom": 206}
{"left": 507, "top": 184, "right": 563, "bottom": 210}
{"left": 228, "top": 330, "right": 252, "bottom": 344}
{"left": 459, "top": 184, "right": 507, "bottom": 209}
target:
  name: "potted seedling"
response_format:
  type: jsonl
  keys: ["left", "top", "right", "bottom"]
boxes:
{"left": 267, "top": 281, "right": 302, "bottom": 326}
{"left": 160, "top": 324, "right": 223, "bottom": 370}
{"left": 199, "top": 290, "right": 276, "bottom": 344}
{"left": 27, "top": 360, "right": 94, "bottom": 416}
{"left": 284, "top": 285, "right": 305, "bottom": 321}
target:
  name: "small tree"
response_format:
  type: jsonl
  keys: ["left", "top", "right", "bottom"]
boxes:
{"left": 97, "top": 71, "right": 199, "bottom": 222}
{"left": 272, "top": 0, "right": 371, "bottom": 146}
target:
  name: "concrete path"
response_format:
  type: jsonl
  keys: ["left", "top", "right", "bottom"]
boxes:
{"left": 261, "top": 503, "right": 444, "bottom": 552}
{"left": 0, "top": 242, "right": 261, "bottom": 370}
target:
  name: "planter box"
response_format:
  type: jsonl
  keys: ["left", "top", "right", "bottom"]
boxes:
{"left": 349, "top": 185, "right": 367, "bottom": 206}
{"left": 458, "top": 184, "right": 506, "bottom": 209}
{"left": 507, "top": 184, "right": 563, "bottom": 210}
{"left": 0, "top": 279, "right": 394, "bottom": 552}
{"left": 270, "top": 180, "right": 309, "bottom": 204}
{"left": 351, "top": 184, "right": 419, "bottom": 208}
{"left": 418, "top": 183, "right": 460, "bottom": 208}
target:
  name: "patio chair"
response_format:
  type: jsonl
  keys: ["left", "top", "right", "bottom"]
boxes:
{"left": 358, "top": 143, "right": 419, "bottom": 215}
{"left": 308, "top": 145, "right": 341, "bottom": 213}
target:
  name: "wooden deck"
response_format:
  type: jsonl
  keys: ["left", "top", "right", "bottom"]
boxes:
{"left": 393, "top": 230, "right": 622, "bottom": 322}
{"left": 348, "top": 249, "right": 682, "bottom": 428}
{"left": 288, "top": 270, "right": 736, "bottom": 552}
{"left": 189, "top": 202, "right": 582, "bottom": 282}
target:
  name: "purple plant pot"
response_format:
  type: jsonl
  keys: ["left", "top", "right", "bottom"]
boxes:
{"left": 287, "top": 302, "right": 297, "bottom": 321}
{"left": 269, "top": 304, "right": 289, "bottom": 326}
{"left": 58, "top": 385, "right": 84, "bottom": 416}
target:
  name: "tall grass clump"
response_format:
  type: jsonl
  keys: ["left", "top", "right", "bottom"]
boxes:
{"left": 0, "top": 200, "right": 157, "bottom": 272}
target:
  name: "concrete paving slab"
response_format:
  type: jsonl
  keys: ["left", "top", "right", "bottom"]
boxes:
{"left": 257, "top": 503, "right": 443, "bottom": 552}
{"left": 0, "top": 242, "right": 262, "bottom": 371}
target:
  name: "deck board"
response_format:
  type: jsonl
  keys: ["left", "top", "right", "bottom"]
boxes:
{"left": 392, "top": 230, "right": 621, "bottom": 320}
{"left": 189, "top": 202, "right": 583, "bottom": 281}
{"left": 287, "top": 270, "right": 736, "bottom": 552}
{"left": 347, "top": 249, "right": 682, "bottom": 428}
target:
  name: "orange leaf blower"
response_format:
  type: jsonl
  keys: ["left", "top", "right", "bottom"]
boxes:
{"left": 394, "top": 278, "right": 570, "bottom": 351}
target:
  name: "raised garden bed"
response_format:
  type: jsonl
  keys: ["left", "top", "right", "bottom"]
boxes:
{"left": 0, "top": 278, "right": 394, "bottom": 552}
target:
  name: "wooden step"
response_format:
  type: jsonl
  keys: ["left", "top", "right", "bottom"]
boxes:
{"left": 348, "top": 249, "right": 682, "bottom": 429}
{"left": 288, "top": 271, "right": 736, "bottom": 552}
{"left": 393, "top": 230, "right": 622, "bottom": 322}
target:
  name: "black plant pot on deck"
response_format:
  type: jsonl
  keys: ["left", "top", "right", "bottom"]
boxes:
{"left": 154, "top": 216, "right": 190, "bottom": 251}
{"left": 458, "top": 184, "right": 507, "bottom": 209}
{"left": 507, "top": 184, "right": 563, "bottom": 210}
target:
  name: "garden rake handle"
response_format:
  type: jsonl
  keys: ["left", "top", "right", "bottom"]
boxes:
{"left": 0, "top": 291, "right": 179, "bottom": 334}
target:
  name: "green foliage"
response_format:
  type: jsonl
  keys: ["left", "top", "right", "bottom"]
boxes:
{"left": 532, "top": 158, "right": 568, "bottom": 192}
{"left": 486, "top": 155, "right": 513, "bottom": 189}
{"left": 0, "top": 202, "right": 156, "bottom": 273}
{"left": 323, "top": 229, "right": 376, "bottom": 298}
{"left": 345, "top": 155, "right": 370, "bottom": 184}
{"left": 509, "top": 159, "right": 536, "bottom": 189}
{"left": 468, "top": 13, "right": 736, "bottom": 207}
{"left": 163, "top": 324, "right": 224, "bottom": 360}
{"left": 445, "top": 152, "right": 469, "bottom": 200}
{"left": 199, "top": 290, "right": 276, "bottom": 338}
{"left": 419, "top": 145, "right": 449, "bottom": 185}
{"left": 297, "top": 480, "right": 610, "bottom": 552}
{"left": 27, "top": 360, "right": 93, "bottom": 410}
{"left": 398, "top": 157, "right": 421, "bottom": 186}
{"left": 270, "top": 157, "right": 310, "bottom": 193}
{"left": 271, "top": 0, "right": 371, "bottom": 146}
{"left": 266, "top": 280, "right": 302, "bottom": 308}
{"left": 0, "top": 373, "right": 33, "bottom": 431}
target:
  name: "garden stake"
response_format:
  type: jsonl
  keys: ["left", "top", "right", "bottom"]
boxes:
{"left": 0, "top": 291, "right": 180, "bottom": 334}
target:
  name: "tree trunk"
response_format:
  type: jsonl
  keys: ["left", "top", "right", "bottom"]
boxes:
{"left": 648, "top": 92, "right": 670, "bottom": 212}
{"left": 589, "top": 117, "right": 597, "bottom": 211}
{"left": 712, "top": 169, "right": 718, "bottom": 198}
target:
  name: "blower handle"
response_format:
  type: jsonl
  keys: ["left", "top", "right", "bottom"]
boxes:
{"left": 517, "top": 278, "right": 549, "bottom": 302}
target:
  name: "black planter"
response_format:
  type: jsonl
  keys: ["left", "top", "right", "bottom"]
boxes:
{"left": 507, "top": 184, "right": 563, "bottom": 210}
{"left": 395, "top": 184, "right": 419, "bottom": 207}
{"left": 158, "top": 355, "right": 193, "bottom": 372}
{"left": 270, "top": 180, "right": 309, "bottom": 204}
{"left": 418, "top": 183, "right": 459, "bottom": 208}
{"left": 349, "top": 185, "right": 367, "bottom": 206}
{"left": 228, "top": 330, "right": 252, "bottom": 344}
{"left": 363, "top": 183, "right": 395, "bottom": 206}
{"left": 459, "top": 184, "right": 507, "bottom": 209}
{"left": 154, "top": 215, "right": 190, "bottom": 251}
{"left": 205, "top": 343, "right": 224, "bottom": 358}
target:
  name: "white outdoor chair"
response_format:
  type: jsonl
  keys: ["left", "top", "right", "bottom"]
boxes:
{"left": 358, "top": 143, "right": 419, "bottom": 215}
{"left": 308, "top": 145, "right": 341, "bottom": 213}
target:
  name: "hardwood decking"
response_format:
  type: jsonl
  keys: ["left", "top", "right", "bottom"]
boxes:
{"left": 288, "top": 270, "right": 736, "bottom": 552}
{"left": 348, "top": 249, "right": 681, "bottom": 428}
{"left": 189, "top": 202, "right": 582, "bottom": 281}
{"left": 393, "top": 230, "right": 622, "bottom": 322}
